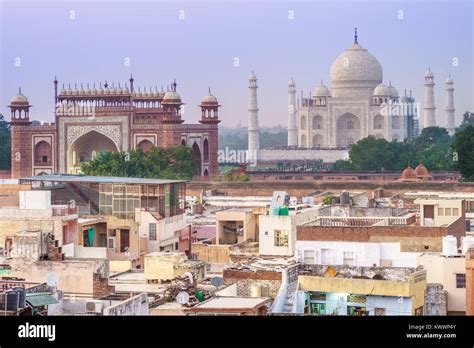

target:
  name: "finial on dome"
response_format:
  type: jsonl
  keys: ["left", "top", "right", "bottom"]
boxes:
{"left": 208, "top": 87, "right": 211, "bottom": 94}
{"left": 18, "top": 87, "right": 22, "bottom": 94}
{"left": 104, "top": 80, "right": 108, "bottom": 88}
{"left": 354, "top": 27, "right": 358, "bottom": 43}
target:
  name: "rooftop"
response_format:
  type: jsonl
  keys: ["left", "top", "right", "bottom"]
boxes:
{"left": 19, "top": 174, "right": 186, "bottom": 185}
{"left": 189, "top": 296, "right": 271, "bottom": 310}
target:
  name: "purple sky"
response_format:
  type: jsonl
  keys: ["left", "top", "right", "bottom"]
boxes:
{"left": 1, "top": 0, "right": 473, "bottom": 127}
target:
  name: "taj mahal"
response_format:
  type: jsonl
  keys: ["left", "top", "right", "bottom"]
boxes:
{"left": 248, "top": 29, "right": 455, "bottom": 163}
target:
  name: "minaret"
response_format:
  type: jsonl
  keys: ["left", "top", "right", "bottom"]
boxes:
{"left": 287, "top": 78, "right": 297, "bottom": 147}
{"left": 248, "top": 71, "right": 260, "bottom": 163}
{"left": 445, "top": 75, "right": 455, "bottom": 135}
{"left": 423, "top": 68, "right": 436, "bottom": 128}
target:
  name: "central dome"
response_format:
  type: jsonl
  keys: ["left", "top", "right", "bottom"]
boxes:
{"left": 330, "top": 42, "right": 383, "bottom": 88}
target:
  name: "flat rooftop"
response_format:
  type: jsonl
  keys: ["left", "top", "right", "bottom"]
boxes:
{"left": 19, "top": 174, "right": 186, "bottom": 185}
{"left": 190, "top": 296, "right": 271, "bottom": 310}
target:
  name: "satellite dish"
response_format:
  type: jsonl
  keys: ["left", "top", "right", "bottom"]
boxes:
{"left": 211, "top": 277, "right": 224, "bottom": 289}
{"left": 46, "top": 273, "right": 57, "bottom": 286}
{"left": 176, "top": 291, "right": 190, "bottom": 305}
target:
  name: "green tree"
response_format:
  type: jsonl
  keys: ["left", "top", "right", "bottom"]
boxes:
{"left": 81, "top": 145, "right": 197, "bottom": 180}
{"left": 452, "top": 125, "right": 474, "bottom": 180}
{"left": 348, "top": 136, "right": 393, "bottom": 171}
{"left": 414, "top": 127, "right": 451, "bottom": 151}
{"left": 0, "top": 114, "right": 11, "bottom": 170}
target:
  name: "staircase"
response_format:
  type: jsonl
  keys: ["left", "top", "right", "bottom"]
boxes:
{"left": 67, "top": 183, "right": 99, "bottom": 214}
{"left": 282, "top": 282, "right": 297, "bottom": 313}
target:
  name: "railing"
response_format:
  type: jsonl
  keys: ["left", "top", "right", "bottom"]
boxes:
{"left": 316, "top": 215, "right": 414, "bottom": 227}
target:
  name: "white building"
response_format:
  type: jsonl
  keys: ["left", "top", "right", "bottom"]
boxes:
{"left": 259, "top": 206, "right": 321, "bottom": 256}
{"left": 293, "top": 29, "right": 409, "bottom": 147}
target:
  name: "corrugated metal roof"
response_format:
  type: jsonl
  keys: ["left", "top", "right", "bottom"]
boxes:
{"left": 26, "top": 293, "right": 59, "bottom": 307}
{"left": 20, "top": 174, "right": 186, "bottom": 185}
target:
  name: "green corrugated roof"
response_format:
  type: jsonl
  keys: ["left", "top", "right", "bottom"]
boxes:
{"left": 26, "top": 293, "right": 59, "bottom": 307}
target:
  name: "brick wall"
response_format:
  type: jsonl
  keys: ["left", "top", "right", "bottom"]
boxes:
{"left": 467, "top": 248, "right": 474, "bottom": 316}
{"left": 297, "top": 216, "right": 466, "bottom": 253}
{"left": 92, "top": 272, "right": 115, "bottom": 298}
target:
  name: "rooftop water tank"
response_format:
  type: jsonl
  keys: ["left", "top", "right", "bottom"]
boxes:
{"left": 11, "top": 287, "right": 26, "bottom": 308}
{"left": 462, "top": 236, "right": 474, "bottom": 255}
{"left": 0, "top": 290, "right": 20, "bottom": 311}
{"left": 442, "top": 235, "right": 458, "bottom": 257}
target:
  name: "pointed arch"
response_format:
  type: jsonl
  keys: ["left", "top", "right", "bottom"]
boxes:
{"left": 203, "top": 138, "right": 209, "bottom": 162}
{"left": 137, "top": 139, "right": 154, "bottom": 153}
{"left": 192, "top": 142, "right": 202, "bottom": 176}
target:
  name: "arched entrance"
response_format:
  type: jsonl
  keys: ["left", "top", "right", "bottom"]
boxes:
{"left": 137, "top": 139, "right": 154, "bottom": 153}
{"left": 192, "top": 142, "right": 202, "bottom": 176}
{"left": 336, "top": 113, "right": 360, "bottom": 147}
{"left": 68, "top": 130, "right": 118, "bottom": 173}
{"left": 203, "top": 138, "right": 209, "bottom": 162}
{"left": 34, "top": 141, "right": 52, "bottom": 165}
{"left": 313, "top": 134, "right": 323, "bottom": 148}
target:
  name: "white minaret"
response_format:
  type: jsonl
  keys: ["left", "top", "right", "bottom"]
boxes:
{"left": 248, "top": 71, "right": 260, "bottom": 163}
{"left": 445, "top": 75, "right": 455, "bottom": 135}
{"left": 287, "top": 78, "right": 297, "bottom": 147}
{"left": 423, "top": 68, "right": 436, "bottom": 128}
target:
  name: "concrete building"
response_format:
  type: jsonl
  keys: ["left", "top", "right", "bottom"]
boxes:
{"left": 416, "top": 198, "right": 465, "bottom": 227}
{"left": 18, "top": 174, "right": 188, "bottom": 267}
{"left": 417, "top": 253, "right": 466, "bottom": 314}
{"left": 215, "top": 208, "right": 258, "bottom": 245}
{"left": 185, "top": 296, "right": 271, "bottom": 316}
{"left": 0, "top": 190, "right": 78, "bottom": 252}
{"left": 294, "top": 264, "right": 427, "bottom": 316}
{"left": 143, "top": 251, "right": 205, "bottom": 283}
{"left": 259, "top": 206, "right": 321, "bottom": 256}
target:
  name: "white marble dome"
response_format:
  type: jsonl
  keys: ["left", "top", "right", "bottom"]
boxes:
{"left": 312, "top": 83, "right": 330, "bottom": 97}
{"left": 330, "top": 43, "right": 383, "bottom": 87}
{"left": 373, "top": 83, "right": 390, "bottom": 96}
{"left": 387, "top": 82, "right": 398, "bottom": 97}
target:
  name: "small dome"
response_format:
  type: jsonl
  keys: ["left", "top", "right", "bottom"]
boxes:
{"left": 425, "top": 69, "right": 434, "bottom": 78}
{"left": 202, "top": 89, "right": 218, "bottom": 103}
{"left": 92, "top": 84, "right": 98, "bottom": 94}
{"left": 163, "top": 91, "right": 181, "bottom": 101}
{"left": 387, "top": 81, "right": 398, "bottom": 97}
{"left": 249, "top": 71, "right": 257, "bottom": 80}
{"left": 60, "top": 85, "right": 66, "bottom": 94}
{"left": 400, "top": 166, "right": 418, "bottom": 181}
{"left": 446, "top": 75, "right": 453, "bottom": 84}
{"left": 312, "top": 82, "right": 330, "bottom": 97}
{"left": 373, "top": 84, "right": 390, "bottom": 96}
{"left": 415, "top": 163, "right": 430, "bottom": 178}
{"left": 288, "top": 78, "right": 295, "bottom": 86}
{"left": 10, "top": 89, "right": 29, "bottom": 104}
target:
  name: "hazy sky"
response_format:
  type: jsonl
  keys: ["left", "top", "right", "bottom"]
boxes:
{"left": 1, "top": 0, "right": 473, "bottom": 127}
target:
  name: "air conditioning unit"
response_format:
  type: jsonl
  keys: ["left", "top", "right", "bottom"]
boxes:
{"left": 107, "top": 237, "right": 116, "bottom": 252}
{"left": 85, "top": 300, "right": 103, "bottom": 314}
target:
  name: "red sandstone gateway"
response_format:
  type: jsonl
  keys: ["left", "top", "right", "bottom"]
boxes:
{"left": 9, "top": 77, "right": 220, "bottom": 179}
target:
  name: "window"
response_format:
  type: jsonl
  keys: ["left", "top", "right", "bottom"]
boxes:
{"left": 175, "top": 242, "right": 179, "bottom": 250}
{"left": 274, "top": 230, "right": 289, "bottom": 247}
{"left": 438, "top": 208, "right": 444, "bottom": 216}
{"left": 453, "top": 208, "right": 459, "bottom": 216}
{"left": 445, "top": 208, "right": 452, "bottom": 216}
{"left": 343, "top": 251, "right": 355, "bottom": 266}
{"left": 375, "top": 308, "right": 386, "bottom": 316}
{"left": 347, "top": 295, "right": 367, "bottom": 303}
{"left": 42, "top": 155, "right": 48, "bottom": 164}
{"left": 149, "top": 223, "right": 157, "bottom": 241}
{"left": 304, "top": 250, "right": 315, "bottom": 264}
{"left": 456, "top": 274, "right": 466, "bottom": 288}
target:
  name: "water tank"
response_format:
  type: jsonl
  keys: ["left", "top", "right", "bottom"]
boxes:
{"left": 442, "top": 235, "right": 458, "bottom": 257}
{"left": 270, "top": 207, "right": 279, "bottom": 216}
{"left": 340, "top": 191, "right": 350, "bottom": 205}
{"left": 11, "top": 287, "right": 26, "bottom": 308}
{"left": 462, "top": 236, "right": 474, "bottom": 255}
{"left": 250, "top": 284, "right": 262, "bottom": 298}
{"left": 0, "top": 290, "right": 20, "bottom": 311}
{"left": 278, "top": 206, "right": 289, "bottom": 216}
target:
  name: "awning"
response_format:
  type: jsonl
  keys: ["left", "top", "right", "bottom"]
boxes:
{"left": 26, "top": 293, "right": 59, "bottom": 307}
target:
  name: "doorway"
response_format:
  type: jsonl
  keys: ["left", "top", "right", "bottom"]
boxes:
{"left": 120, "top": 229, "right": 130, "bottom": 252}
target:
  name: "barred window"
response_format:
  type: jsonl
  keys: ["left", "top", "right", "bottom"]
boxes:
{"left": 456, "top": 274, "right": 466, "bottom": 288}
{"left": 274, "top": 230, "right": 289, "bottom": 247}
{"left": 149, "top": 223, "right": 157, "bottom": 241}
